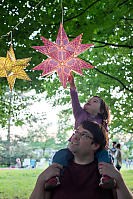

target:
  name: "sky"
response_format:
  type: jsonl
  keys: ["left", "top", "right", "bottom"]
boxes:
{"left": 0, "top": 86, "right": 122, "bottom": 140}
{"left": 27, "top": 97, "right": 74, "bottom": 138}
{"left": 0, "top": 92, "right": 74, "bottom": 140}
{"left": 0, "top": 100, "right": 58, "bottom": 139}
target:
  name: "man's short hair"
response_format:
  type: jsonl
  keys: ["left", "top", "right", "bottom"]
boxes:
{"left": 112, "top": 141, "right": 116, "bottom": 145}
{"left": 80, "top": 120, "right": 108, "bottom": 150}
{"left": 116, "top": 143, "right": 121, "bottom": 148}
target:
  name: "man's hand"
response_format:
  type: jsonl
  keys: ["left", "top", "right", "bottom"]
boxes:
{"left": 29, "top": 164, "right": 63, "bottom": 199}
{"left": 98, "top": 162, "right": 133, "bottom": 199}
{"left": 98, "top": 162, "right": 121, "bottom": 182}
{"left": 68, "top": 72, "right": 76, "bottom": 89}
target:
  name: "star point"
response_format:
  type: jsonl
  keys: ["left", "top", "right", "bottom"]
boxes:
{"left": 32, "top": 23, "right": 94, "bottom": 88}
{"left": 0, "top": 45, "right": 31, "bottom": 91}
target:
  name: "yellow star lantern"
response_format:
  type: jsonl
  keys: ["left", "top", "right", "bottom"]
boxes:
{"left": 0, "top": 46, "right": 31, "bottom": 91}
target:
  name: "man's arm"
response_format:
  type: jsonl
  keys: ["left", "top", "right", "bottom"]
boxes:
{"left": 29, "top": 179, "right": 50, "bottom": 199}
{"left": 29, "top": 163, "right": 62, "bottom": 199}
{"left": 98, "top": 162, "right": 133, "bottom": 199}
{"left": 116, "top": 176, "right": 133, "bottom": 199}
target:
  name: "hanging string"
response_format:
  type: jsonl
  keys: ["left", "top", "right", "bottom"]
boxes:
{"left": 0, "top": 0, "right": 43, "bottom": 41}
{"left": 61, "top": 0, "right": 64, "bottom": 25}
{"left": 10, "top": 31, "right": 12, "bottom": 45}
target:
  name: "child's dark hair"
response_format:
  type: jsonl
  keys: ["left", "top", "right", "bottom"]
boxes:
{"left": 94, "top": 96, "right": 110, "bottom": 127}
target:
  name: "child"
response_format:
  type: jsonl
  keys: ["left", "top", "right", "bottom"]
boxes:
{"left": 45, "top": 73, "right": 115, "bottom": 190}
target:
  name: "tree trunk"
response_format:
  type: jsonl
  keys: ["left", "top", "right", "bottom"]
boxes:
{"left": 7, "top": 91, "right": 12, "bottom": 166}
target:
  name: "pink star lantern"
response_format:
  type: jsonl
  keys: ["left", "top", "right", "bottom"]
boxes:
{"left": 32, "top": 23, "right": 94, "bottom": 88}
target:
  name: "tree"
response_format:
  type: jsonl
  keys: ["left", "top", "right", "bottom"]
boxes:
{"left": 0, "top": 112, "right": 57, "bottom": 166}
{"left": 0, "top": 0, "right": 132, "bottom": 137}
{"left": 56, "top": 110, "right": 72, "bottom": 149}
{"left": 0, "top": 137, "right": 8, "bottom": 165}
{"left": 0, "top": 88, "right": 38, "bottom": 165}
{"left": 25, "top": 112, "right": 57, "bottom": 155}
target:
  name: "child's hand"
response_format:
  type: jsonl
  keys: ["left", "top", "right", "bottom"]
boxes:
{"left": 68, "top": 72, "right": 75, "bottom": 89}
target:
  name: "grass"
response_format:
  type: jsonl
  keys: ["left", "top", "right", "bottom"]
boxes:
{"left": 121, "top": 170, "right": 133, "bottom": 192}
{"left": 0, "top": 168, "right": 44, "bottom": 199}
{"left": 0, "top": 168, "right": 132, "bottom": 199}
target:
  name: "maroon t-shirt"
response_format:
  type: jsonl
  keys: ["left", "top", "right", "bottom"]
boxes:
{"left": 52, "top": 160, "right": 114, "bottom": 199}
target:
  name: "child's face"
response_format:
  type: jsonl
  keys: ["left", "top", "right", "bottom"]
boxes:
{"left": 84, "top": 97, "right": 101, "bottom": 115}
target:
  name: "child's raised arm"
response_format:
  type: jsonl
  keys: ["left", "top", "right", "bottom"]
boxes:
{"left": 68, "top": 72, "right": 76, "bottom": 90}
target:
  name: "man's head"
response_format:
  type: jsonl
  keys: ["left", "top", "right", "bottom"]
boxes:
{"left": 69, "top": 120, "right": 107, "bottom": 159}
{"left": 81, "top": 120, "right": 107, "bottom": 150}
{"left": 112, "top": 141, "right": 117, "bottom": 148}
{"left": 116, "top": 143, "right": 121, "bottom": 149}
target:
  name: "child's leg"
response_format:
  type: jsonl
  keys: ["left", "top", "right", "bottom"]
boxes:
{"left": 95, "top": 148, "right": 111, "bottom": 164}
{"left": 52, "top": 148, "right": 74, "bottom": 167}
{"left": 45, "top": 148, "right": 73, "bottom": 190}
{"left": 95, "top": 149, "right": 116, "bottom": 189}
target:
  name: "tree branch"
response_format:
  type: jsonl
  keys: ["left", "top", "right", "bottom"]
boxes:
{"left": 63, "top": 0, "right": 101, "bottom": 23}
{"left": 94, "top": 68, "right": 133, "bottom": 93}
{"left": 47, "top": 0, "right": 101, "bottom": 27}
{"left": 121, "top": 17, "right": 133, "bottom": 21}
{"left": 63, "top": 0, "right": 129, "bottom": 24}
{"left": 91, "top": 40, "right": 133, "bottom": 49}
{"left": 94, "top": 44, "right": 107, "bottom": 48}
{"left": 118, "top": 0, "right": 129, "bottom": 7}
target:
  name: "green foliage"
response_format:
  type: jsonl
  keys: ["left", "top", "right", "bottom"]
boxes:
{"left": 0, "top": 0, "right": 132, "bottom": 139}
{"left": 56, "top": 109, "right": 73, "bottom": 149}
{"left": 0, "top": 88, "right": 37, "bottom": 128}
{"left": 0, "top": 130, "right": 57, "bottom": 166}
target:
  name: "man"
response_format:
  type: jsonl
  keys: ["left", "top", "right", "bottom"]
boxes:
{"left": 110, "top": 141, "right": 117, "bottom": 163}
{"left": 111, "top": 142, "right": 117, "bottom": 154}
{"left": 114, "top": 143, "right": 122, "bottom": 171}
{"left": 29, "top": 121, "right": 133, "bottom": 199}
{"left": 111, "top": 142, "right": 117, "bottom": 156}
{"left": 50, "top": 120, "right": 114, "bottom": 199}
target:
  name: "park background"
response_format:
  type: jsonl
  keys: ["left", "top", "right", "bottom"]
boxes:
{"left": 0, "top": 0, "right": 133, "bottom": 198}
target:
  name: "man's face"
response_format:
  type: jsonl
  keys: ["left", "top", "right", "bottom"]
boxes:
{"left": 84, "top": 97, "right": 101, "bottom": 115}
{"left": 113, "top": 143, "right": 116, "bottom": 148}
{"left": 69, "top": 125, "right": 94, "bottom": 156}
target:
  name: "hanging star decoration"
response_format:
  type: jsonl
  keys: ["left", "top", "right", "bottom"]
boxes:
{"left": 0, "top": 45, "right": 31, "bottom": 91}
{"left": 32, "top": 23, "right": 94, "bottom": 88}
